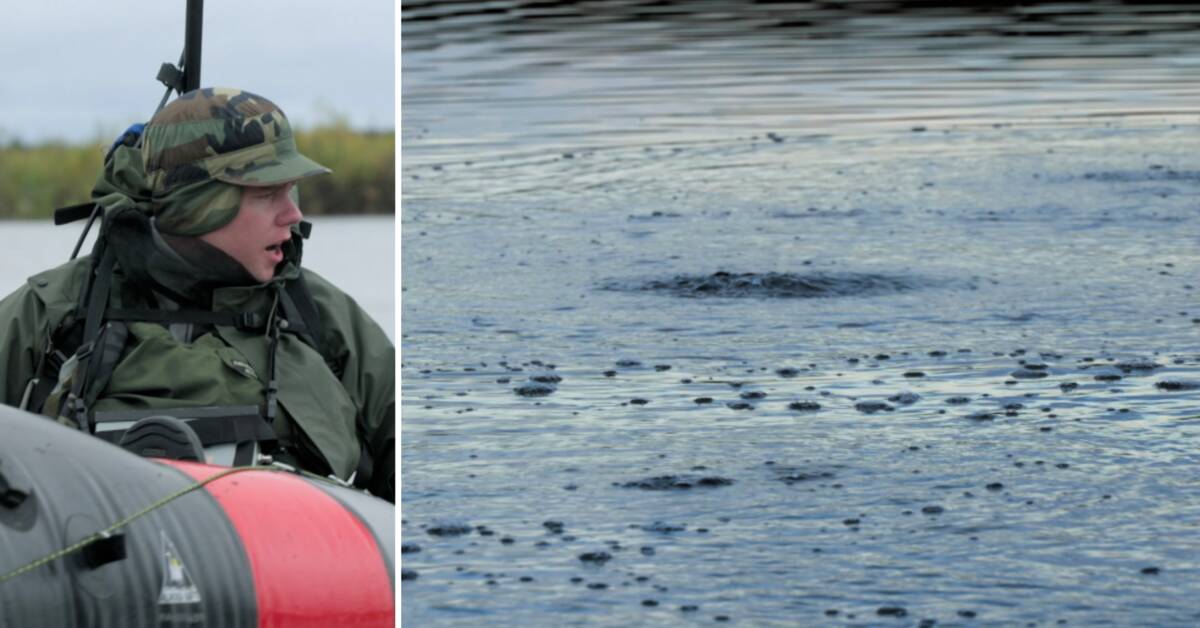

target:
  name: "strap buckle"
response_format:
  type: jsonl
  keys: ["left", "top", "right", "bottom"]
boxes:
{"left": 62, "top": 394, "right": 92, "bottom": 433}
{"left": 73, "top": 339, "right": 97, "bottom": 361}
{"left": 235, "top": 313, "right": 263, "bottom": 331}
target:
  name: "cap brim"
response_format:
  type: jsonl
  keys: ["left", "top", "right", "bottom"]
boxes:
{"left": 212, "top": 150, "right": 331, "bottom": 187}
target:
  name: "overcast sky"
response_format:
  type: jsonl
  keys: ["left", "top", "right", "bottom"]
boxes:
{"left": 0, "top": 1, "right": 395, "bottom": 144}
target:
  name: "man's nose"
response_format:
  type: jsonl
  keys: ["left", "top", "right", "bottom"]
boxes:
{"left": 275, "top": 190, "right": 303, "bottom": 225}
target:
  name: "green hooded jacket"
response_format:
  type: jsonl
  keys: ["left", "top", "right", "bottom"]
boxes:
{"left": 0, "top": 214, "right": 394, "bottom": 495}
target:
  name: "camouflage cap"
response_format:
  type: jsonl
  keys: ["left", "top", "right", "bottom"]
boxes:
{"left": 141, "top": 87, "right": 330, "bottom": 235}
{"left": 144, "top": 87, "right": 329, "bottom": 190}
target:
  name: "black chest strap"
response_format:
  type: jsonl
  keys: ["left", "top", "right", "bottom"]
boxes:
{"left": 106, "top": 308, "right": 266, "bottom": 331}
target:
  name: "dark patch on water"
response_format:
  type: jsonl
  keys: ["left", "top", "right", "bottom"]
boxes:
{"left": 1080, "top": 169, "right": 1200, "bottom": 184}
{"left": 1155, "top": 380, "right": 1200, "bottom": 391}
{"left": 642, "top": 521, "right": 687, "bottom": 534}
{"left": 427, "top": 523, "right": 473, "bottom": 537}
{"left": 578, "top": 551, "right": 613, "bottom": 564}
{"left": 772, "top": 464, "right": 837, "bottom": 485}
{"left": 855, "top": 401, "right": 894, "bottom": 414}
{"left": 1116, "top": 360, "right": 1160, "bottom": 373}
{"left": 771, "top": 208, "right": 867, "bottom": 220}
{"left": 620, "top": 475, "right": 735, "bottom": 490}
{"left": 888, "top": 392, "right": 921, "bottom": 405}
{"left": 628, "top": 211, "right": 683, "bottom": 221}
{"left": 601, "top": 271, "right": 923, "bottom": 299}
{"left": 514, "top": 382, "right": 556, "bottom": 397}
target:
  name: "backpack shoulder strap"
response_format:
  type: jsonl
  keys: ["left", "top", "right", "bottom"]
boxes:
{"left": 279, "top": 270, "right": 379, "bottom": 489}
{"left": 55, "top": 245, "right": 119, "bottom": 431}
{"left": 280, "top": 269, "right": 342, "bottom": 376}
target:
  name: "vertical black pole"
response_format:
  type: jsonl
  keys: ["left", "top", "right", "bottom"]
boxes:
{"left": 182, "top": 0, "right": 204, "bottom": 92}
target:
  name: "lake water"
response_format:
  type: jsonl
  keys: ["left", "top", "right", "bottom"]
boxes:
{"left": 401, "top": 2, "right": 1200, "bottom": 626}
{"left": 0, "top": 215, "right": 395, "bottom": 339}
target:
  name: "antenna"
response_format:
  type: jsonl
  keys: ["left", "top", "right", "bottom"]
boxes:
{"left": 182, "top": 0, "right": 204, "bottom": 92}
{"left": 155, "top": 0, "right": 204, "bottom": 113}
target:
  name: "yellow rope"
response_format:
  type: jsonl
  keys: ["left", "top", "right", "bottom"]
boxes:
{"left": 0, "top": 463, "right": 340, "bottom": 586}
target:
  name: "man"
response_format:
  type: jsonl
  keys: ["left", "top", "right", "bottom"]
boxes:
{"left": 0, "top": 88, "right": 394, "bottom": 500}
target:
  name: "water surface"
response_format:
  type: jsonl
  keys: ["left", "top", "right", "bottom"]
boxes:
{"left": 402, "top": 3, "right": 1200, "bottom": 626}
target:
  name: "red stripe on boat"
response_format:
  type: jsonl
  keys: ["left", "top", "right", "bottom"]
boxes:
{"left": 164, "top": 460, "right": 394, "bottom": 627}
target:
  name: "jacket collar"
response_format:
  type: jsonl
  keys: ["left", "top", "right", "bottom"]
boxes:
{"left": 103, "top": 205, "right": 304, "bottom": 307}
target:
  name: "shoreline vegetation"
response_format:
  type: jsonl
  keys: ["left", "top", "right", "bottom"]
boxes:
{"left": 0, "top": 124, "right": 395, "bottom": 220}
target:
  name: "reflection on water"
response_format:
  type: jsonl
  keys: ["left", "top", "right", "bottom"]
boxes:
{"left": 403, "top": 1, "right": 1200, "bottom": 176}
{"left": 401, "top": 3, "right": 1200, "bottom": 626}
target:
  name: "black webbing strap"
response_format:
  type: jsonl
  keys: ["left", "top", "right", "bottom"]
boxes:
{"left": 59, "top": 203, "right": 103, "bottom": 260}
{"left": 106, "top": 308, "right": 266, "bottom": 331}
{"left": 276, "top": 290, "right": 317, "bottom": 347}
{"left": 352, "top": 404, "right": 394, "bottom": 490}
{"left": 23, "top": 332, "right": 63, "bottom": 413}
{"left": 283, "top": 271, "right": 328, "bottom": 361}
{"left": 62, "top": 247, "right": 118, "bottom": 432}
{"left": 263, "top": 296, "right": 282, "bottom": 425}
{"left": 281, "top": 271, "right": 372, "bottom": 486}
{"left": 189, "top": 414, "right": 276, "bottom": 448}
{"left": 353, "top": 438, "right": 374, "bottom": 489}
{"left": 81, "top": 248, "right": 117, "bottom": 347}
{"left": 82, "top": 322, "right": 129, "bottom": 407}
{"left": 54, "top": 202, "right": 97, "bottom": 225}
{"left": 94, "top": 409, "right": 277, "bottom": 460}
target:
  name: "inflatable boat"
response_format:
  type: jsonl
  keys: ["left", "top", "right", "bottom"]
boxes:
{"left": 0, "top": 404, "right": 394, "bottom": 627}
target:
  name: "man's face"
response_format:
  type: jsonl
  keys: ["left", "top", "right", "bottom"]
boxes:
{"left": 199, "top": 181, "right": 302, "bottom": 283}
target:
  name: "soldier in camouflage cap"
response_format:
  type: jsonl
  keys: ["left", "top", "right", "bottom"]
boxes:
{"left": 141, "top": 87, "right": 330, "bottom": 236}
{"left": 0, "top": 87, "right": 395, "bottom": 501}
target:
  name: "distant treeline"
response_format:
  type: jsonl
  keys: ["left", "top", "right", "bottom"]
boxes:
{"left": 0, "top": 125, "right": 394, "bottom": 220}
